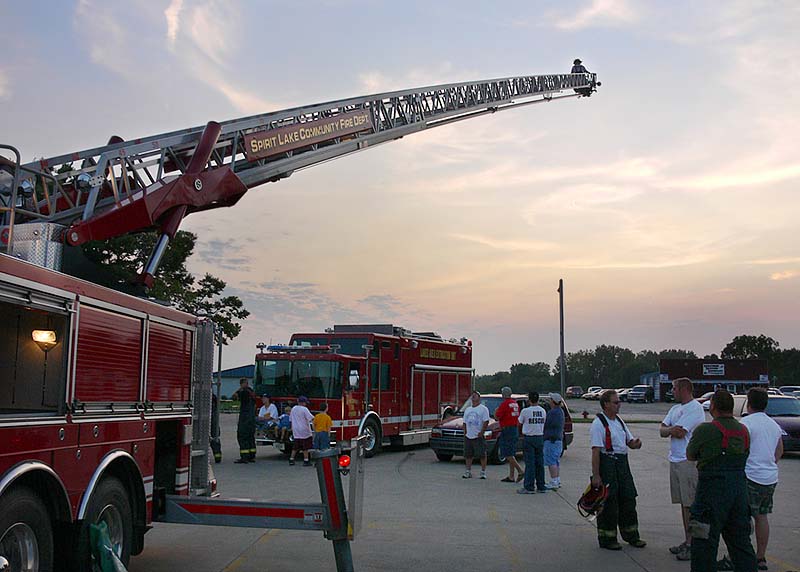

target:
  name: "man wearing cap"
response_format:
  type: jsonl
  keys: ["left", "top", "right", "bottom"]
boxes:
{"left": 289, "top": 396, "right": 315, "bottom": 466}
{"left": 571, "top": 58, "right": 589, "bottom": 74}
{"left": 544, "top": 393, "right": 565, "bottom": 489}
{"left": 257, "top": 394, "right": 279, "bottom": 438}
{"left": 495, "top": 386, "right": 524, "bottom": 483}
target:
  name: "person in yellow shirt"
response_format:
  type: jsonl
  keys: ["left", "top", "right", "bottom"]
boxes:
{"left": 313, "top": 403, "right": 333, "bottom": 450}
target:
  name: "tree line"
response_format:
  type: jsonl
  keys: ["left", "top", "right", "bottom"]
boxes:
{"left": 474, "top": 334, "right": 800, "bottom": 395}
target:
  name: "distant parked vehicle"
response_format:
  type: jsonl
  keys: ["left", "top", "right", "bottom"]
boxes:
{"left": 664, "top": 388, "right": 675, "bottom": 402}
{"left": 618, "top": 388, "right": 632, "bottom": 402}
{"left": 583, "top": 386, "right": 603, "bottom": 400}
{"left": 628, "top": 385, "right": 655, "bottom": 403}
{"left": 566, "top": 386, "right": 584, "bottom": 398}
{"left": 697, "top": 391, "right": 715, "bottom": 404}
{"left": 779, "top": 386, "right": 800, "bottom": 395}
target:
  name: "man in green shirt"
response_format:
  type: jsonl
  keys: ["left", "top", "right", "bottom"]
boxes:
{"left": 686, "top": 390, "right": 757, "bottom": 571}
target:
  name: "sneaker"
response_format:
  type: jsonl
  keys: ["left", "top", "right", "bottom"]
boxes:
{"left": 675, "top": 544, "right": 691, "bottom": 561}
{"left": 546, "top": 482, "right": 560, "bottom": 490}
{"left": 669, "top": 542, "right": 688, "bottom": 555}
{"left": 480, "top": 471, "right": 487, "bottom": 480}
{"left": 288, "top": 459, "right": 295, "bottom": 466}
{"left": 537, "top": 488, "right": 548, "bottom": 493}
{"left": 517, "top": 487, "right": 536, "bottom": 494}
{"left": 462, "top": 471, "right": 472, "bottom": 479}
{"left": 303, "top": 460, "right": 312, "bottom": 467}
{"left": 757, "top": 557, "right": 768, "bottom": 570}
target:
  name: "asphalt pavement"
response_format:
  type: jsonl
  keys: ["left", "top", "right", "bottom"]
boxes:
{"left": 129, "top": 408, "right": 800, "bottom": 572}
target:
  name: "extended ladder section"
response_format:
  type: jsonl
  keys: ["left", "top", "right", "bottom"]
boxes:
{"left": 0, "top": 72, "right": 598, "bottom": 282}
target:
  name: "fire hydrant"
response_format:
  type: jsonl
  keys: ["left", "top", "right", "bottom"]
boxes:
{"left": 582, "top": 410, "right": 589, "bottom": 419}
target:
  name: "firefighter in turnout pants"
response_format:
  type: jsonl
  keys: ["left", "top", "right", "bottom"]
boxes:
{"left": 234, "top": 378, "right": 257, "bottom": 463}
{"left": 590, "top": 390, "right": 647, "bottom": 550}
{"left": 686, "top": 390, "right": 757, "bottom": 572}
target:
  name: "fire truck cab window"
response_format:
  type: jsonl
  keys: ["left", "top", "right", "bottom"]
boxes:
{"left": 0, "top": 300, "right": 68, "bottom": 416}
{"left": 254, "top": 359, "right": 342, "bottom": 399}
{"left": 370, "top": 363, "right": 391, "bottom": 391}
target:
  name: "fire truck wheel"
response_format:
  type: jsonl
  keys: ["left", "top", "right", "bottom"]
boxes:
{"left": 75, "top": 476, "right": 133, "bottom": 569}
{"left": 361, "top": 419, "right": 382, "bottom": 458}
{"left": 435, "top": 452, "right": 453, "bottom": 462}
{"left": 0, "top": 486, "right": 54, "bottom": 572}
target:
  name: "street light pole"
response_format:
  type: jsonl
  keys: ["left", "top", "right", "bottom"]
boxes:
{"left": 558, "top": 279, "right": 566, "bottom": 396}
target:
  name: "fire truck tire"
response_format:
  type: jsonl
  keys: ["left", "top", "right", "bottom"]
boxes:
{"left": 435, "top": 452, "right": 453, "bottom": 462}
{"left": 74, "top": 476, "right": 133, "bottom": 570}
{"left": 361, "top": 419, "right": 382, "bottom": 458}
{"left": 0, "top": 486, "right": 54, "bottom": 572}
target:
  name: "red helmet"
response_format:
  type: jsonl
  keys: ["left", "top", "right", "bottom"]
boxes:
{"left": 577, "top": 482, "right": 610, "bottom": 519}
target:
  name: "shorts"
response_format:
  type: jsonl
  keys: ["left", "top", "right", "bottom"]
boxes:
{"left": 543, "top": 440, "right": 563, "bottom": 466}
{"left": 747, "top": 479, "right": 776, "bottom": 515}
{"left": 670, "top": 460, "right": 698, "bottom": 506}
{"left": 464, "top": 436, "right": 486, "bottom": 458}
{"left": 293, "top": 436, "right": 313, "bottom": 452}
{"left": 313, "top": 431, "right": 331, "bottom": 450}
{"left": 499, "top": 426, "right": 518, "bottom": 458}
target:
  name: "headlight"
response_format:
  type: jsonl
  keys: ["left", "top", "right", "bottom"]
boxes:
{"left": 780, "top": 428, "right": 788, "bottom": 437}
{"left": 484, "top": 430, "right": 493, "bottom": 439}
{"left": 431, "top": 428, "right": 442, "bottom": 437}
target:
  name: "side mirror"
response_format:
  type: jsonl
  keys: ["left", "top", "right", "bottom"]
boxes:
{"left": 348, "top": 371, "right": 360, "bottom": 389}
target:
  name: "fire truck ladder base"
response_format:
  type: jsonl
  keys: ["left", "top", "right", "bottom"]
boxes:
{"left": 157, "top": 440, "right": 365, "bottom": 572}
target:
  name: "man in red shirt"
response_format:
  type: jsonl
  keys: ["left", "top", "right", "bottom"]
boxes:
{"left": 495, "top": 386, "right": 524, "bottom": 482}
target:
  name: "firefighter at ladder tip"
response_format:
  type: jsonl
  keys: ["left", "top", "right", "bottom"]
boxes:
{"left": 234, "top": 377, "right": 258, "bottom": 463}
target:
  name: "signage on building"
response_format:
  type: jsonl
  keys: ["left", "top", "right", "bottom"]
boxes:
{"left": 759, "top": 374, "right": 769, "bottom": 382}
{"left": 703, "top": 363, "right": 725, "bottom": 376}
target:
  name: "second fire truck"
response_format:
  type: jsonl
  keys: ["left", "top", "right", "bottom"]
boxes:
{"left": 254, "top": 324, "right": 473, "bottom": 456}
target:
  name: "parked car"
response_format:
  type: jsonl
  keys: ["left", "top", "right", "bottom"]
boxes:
{"left": 583, "top": 386, "right": 604, "bottom": 400}
{"left": 627, "top": 385, "right": 655, "bottom": 403}
{"left": 566, "top": 386, "right": 584, "bottom": 398}
{"left": 767, "top": 388, "right": 782, "bottom": 395}
{"left": 618, "top": 388, "right": 632, "bottom": 402}
{"left": 732, "top": 395, "right": 800, "bottom": 452}
{"left": 664, "top": 388, "right": 675, "bottom": 402}
{"left": 779, "top": 386, "right": 800, "bottom": 395}
{"left": 430, "top": 394, "right": 574, "bottom": 464}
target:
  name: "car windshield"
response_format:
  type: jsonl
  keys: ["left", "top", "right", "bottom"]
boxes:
{"left": 779, "top": 386, "right": 800, "bottom": 393}
{"left": 254, "top": 359, "right": 343, "bottom": 398}
{"left": 766, "top": 398, "right": 800, "bottom": 417}
{"left": 459, "top": 396, "right": 506, "bottom": 417}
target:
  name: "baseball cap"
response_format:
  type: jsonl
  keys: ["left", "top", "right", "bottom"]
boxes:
{"left": 298, "top": 395, "right": 309, "bottom": 403}
{"left": 549, "top": 393, "right": 563, "bottom": 404}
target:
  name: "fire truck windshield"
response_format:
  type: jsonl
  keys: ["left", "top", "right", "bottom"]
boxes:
{"left": 255, "top": 359, "right": 343, "bottom": 399}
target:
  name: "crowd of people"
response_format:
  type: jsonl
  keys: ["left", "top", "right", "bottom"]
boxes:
{"left": 232, "top": 378, "right": 334, "bottom": 467}
{"left": 461, "top": 387, "right": 566, "bottom": 494}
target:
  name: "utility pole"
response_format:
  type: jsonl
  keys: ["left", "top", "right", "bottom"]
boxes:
{"left": 558, "top": 279, "right": 566, "bottom": 396}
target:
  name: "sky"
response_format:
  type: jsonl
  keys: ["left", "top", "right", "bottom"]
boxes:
{"left": 2, "top": 0, "right": 799, "bottom": 374}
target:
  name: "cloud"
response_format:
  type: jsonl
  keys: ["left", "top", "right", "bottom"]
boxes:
{"left": 164, "top": 0, "right": 184, "bottom": 45}
{"left": 450, "top": 233, "right": 557, "bottom": 252}
{"left": 0, "top": 68, "right": 9, "bottom": 99}
{"left": 357, "top": 62, "right": 470, "bottom": 95}
{"left": 770, "top": 270, "right": 799, "bottom": 281}
{"left": 552, "top": 0, "right": 638, "bottom": 30}
{"left": 194, "top": 238, "right": 251, "bottom": 272}
{"left": 679, "top": 164, "right": 800, "bottom": 191}
{"left": 746, "top": 257, "right": 800, "bottom": 266}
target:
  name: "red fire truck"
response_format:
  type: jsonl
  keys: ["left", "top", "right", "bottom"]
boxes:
{"left": 254, "top": 325, "right": 473, "bottom": 456}
{"left": 0, "top": 72, "right": 598, "bottom": 570}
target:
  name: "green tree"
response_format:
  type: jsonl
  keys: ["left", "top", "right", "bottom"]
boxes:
{"left": 79, "top": 230, "right": 249, "bottom": 343}
{"left": 721, "top": 334, "right": 779, "bottom": 361}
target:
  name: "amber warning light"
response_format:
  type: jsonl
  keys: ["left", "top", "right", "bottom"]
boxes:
{"left": 32, "top": 329, "right": 57, "bottom": 352}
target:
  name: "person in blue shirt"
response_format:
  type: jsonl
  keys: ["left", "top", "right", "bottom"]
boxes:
{"left": 277, "top": 405, "right": 292, "bottom": 443}
{"left": 571, "top": 58, "right": 589, "bottom": 74}
{"left": 544, "top": 393, "right": 566, "bottom": 489}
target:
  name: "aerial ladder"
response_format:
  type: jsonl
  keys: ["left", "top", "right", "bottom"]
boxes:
{"left": 0, "top": 72, "right": 598, "bottom": 284}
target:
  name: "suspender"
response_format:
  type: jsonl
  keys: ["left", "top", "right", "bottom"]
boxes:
{"left": 597, "top": 413, "right": 627, "bottom": 452}
{"left": 711, "top": 419, "right": 749, "bottom": 453}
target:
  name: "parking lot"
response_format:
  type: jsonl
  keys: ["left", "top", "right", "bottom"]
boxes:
{"left": 130, "top": 406, "right": 800, "bottom": 572}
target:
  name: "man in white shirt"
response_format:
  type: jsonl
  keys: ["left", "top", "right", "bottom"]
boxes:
{"left": 741, "top": 388, "right": 784, "bottom": 570}
{"left": 517, "top": 391, "right": 547, "bottom": 493}
{"left": 659, "top": 377, "right": 706, "bottom": 561}
{"left": 289, "top": 396, "right": 315, "bottom": 466}
{"left": 257, "top": 395, "right": 279, "bottom": 436}
{"left": 590, "top": 390, "right": 645, "bottom": 551}
{"left": 462, "top": 390, "right": 490, "bottom": 479}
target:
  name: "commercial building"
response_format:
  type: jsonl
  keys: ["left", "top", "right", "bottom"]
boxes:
{"left": 645, "top": 359, "right": 769, "bottom": 401}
